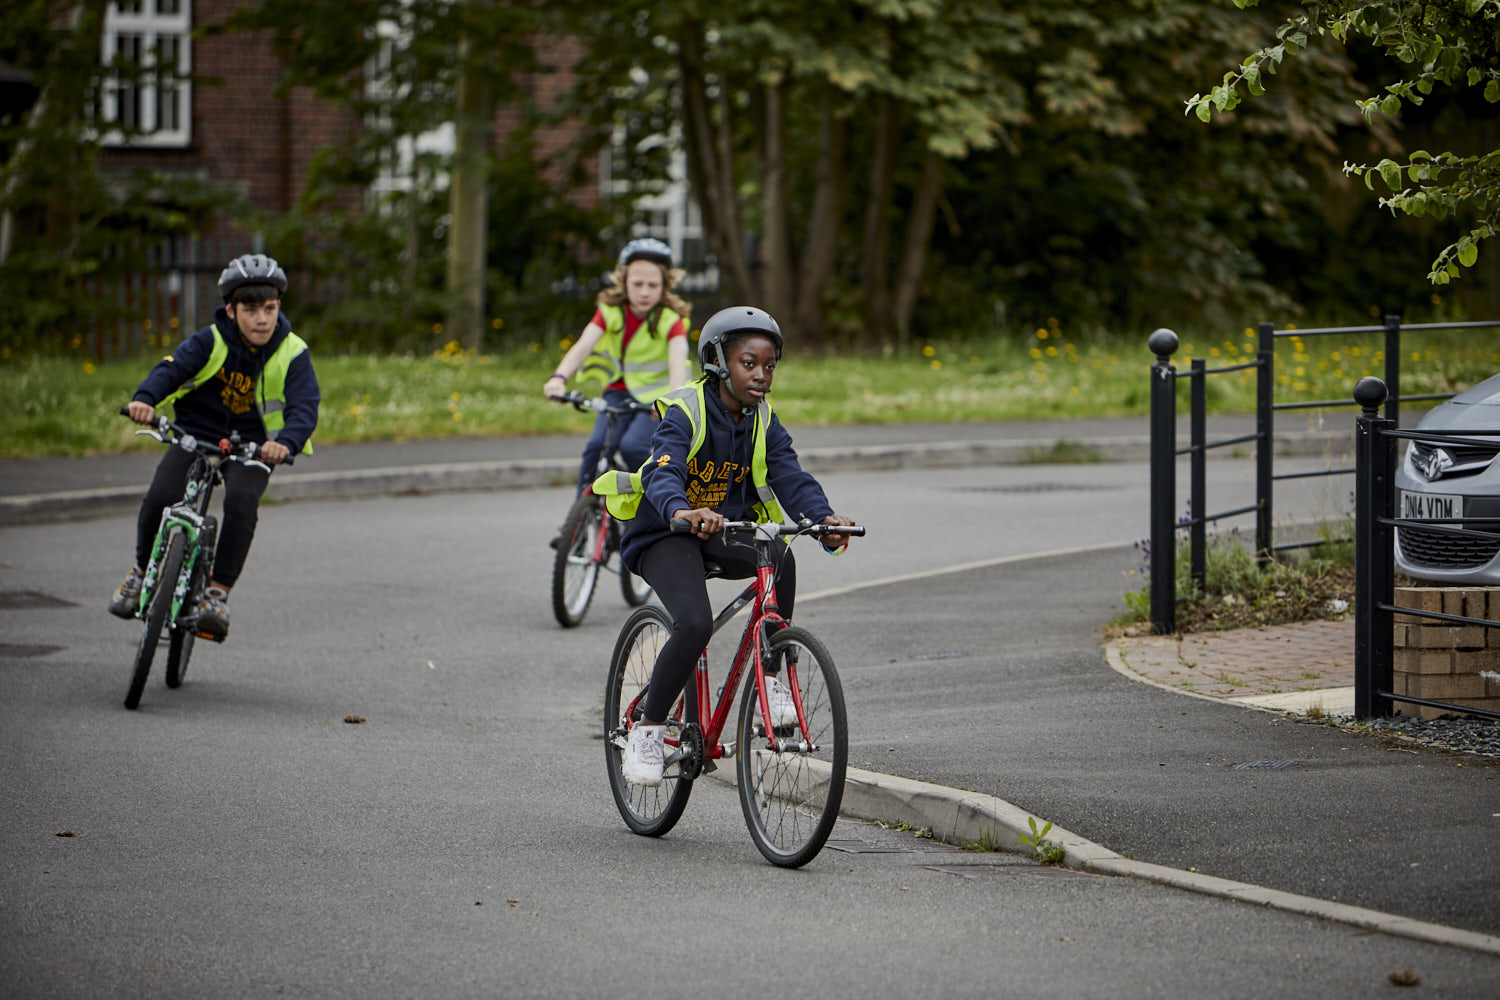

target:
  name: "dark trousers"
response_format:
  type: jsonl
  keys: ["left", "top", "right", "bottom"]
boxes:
{"left": 576, "top": 388, "right": 656, "bottom": 491}
{"left": 637, "top": 533, "right": 798, "bottom": 723}
{"left": 134, "top": 446, "right": 270, "bottom": 588}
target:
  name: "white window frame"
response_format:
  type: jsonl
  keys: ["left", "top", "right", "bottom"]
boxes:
{"left": 100, "top": 1, "right": 192, "bottom": 148}
{"left": 364, "top": 19, "right": 453, "bottom": 207}
{"left": 601, "top": 125, "right": 717, "bottom": 292}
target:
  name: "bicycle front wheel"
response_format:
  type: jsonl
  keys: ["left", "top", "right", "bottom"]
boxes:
{"left": 126, "top": 531, "right": 184, "bottom": 710}
{"left": 552, "top": 493, "right": 604, "bottom": 627}
{"left": 736, "top": 626, "right": 847, "bottom": 867}
{"left": 164, "top": 555, "right": 202, "bottom": 689}
{"left": 604, "top": 605, "right": 693, "bottom": 836}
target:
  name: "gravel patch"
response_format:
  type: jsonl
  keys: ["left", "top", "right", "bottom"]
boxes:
{"left": 1318, "top": 714, "right": 1500, "bottom": 760}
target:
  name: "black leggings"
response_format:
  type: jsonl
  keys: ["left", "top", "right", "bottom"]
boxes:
{"left": 637, "top": 533, "right": 798, "bottom": 723}
{"left": 134, "top": 446, "right": 270, "bottom": 588}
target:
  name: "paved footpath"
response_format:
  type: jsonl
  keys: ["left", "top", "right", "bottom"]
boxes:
{"left": 7, "top": 416, "right": 1499, "bottom": 962}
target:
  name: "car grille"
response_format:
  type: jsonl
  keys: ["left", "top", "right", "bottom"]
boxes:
{"left": 1410, "top": 440, "right": 1500, "bottom": 479}
{"left": 1397, "top": 525, "right": 1500, "bottom": 569}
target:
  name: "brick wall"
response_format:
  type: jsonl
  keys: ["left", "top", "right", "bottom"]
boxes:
{"left": 1392, "top": 587, "right": 1500, "bottom": 720}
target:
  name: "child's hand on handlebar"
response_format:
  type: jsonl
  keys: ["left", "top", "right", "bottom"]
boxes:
{"left": 259, "top": 440, "right": 291, "bottom": 465}
{"left": 543, "top": 375, "right": 568, "bottom": 400}
{"left": 820, "top": 514, "right": 857, "bottom": 550}
{"left": 125, "top": 401, "right": 156, "bottom": 425}
{"left": 673, "top": 508, "right": 723, "bottom": 539}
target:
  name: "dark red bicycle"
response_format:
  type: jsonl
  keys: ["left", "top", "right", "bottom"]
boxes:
{"left": 604, "top": 518, "right": 866, "bottom": 868}
{"left": 550, "top": 392, "right": 654, "bottom": 627}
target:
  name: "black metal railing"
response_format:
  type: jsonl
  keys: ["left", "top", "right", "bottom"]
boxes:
{"left": 1147, "top": 317, "right": 1495, "bottom": 635}
{"left": 1352, "top": 376, "right": 1500, "bottom": 721}
{"left": 1254, "top": 317, "right": 1496, "bottom": 559}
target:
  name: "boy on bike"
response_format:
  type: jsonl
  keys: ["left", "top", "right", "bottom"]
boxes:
{"left": 108, "top": 252, "right": 320, "bottom": 640}
{"left": 542, "top": 237, "right": 692, "bottom": 495}
{"left": 596, "top": 306, "right": 856, "bottom": 786}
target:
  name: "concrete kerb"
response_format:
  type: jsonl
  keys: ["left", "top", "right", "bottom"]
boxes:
{"left": 827, "top": 765, "right": 1500, "bottom": 958}
{"left": 0, "top": 426, "right": 1350, "bottom": 528}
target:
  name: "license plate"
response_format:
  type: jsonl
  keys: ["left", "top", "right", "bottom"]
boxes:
{"left": 1400, "top": 490, "right": 1464, "bottom": 520}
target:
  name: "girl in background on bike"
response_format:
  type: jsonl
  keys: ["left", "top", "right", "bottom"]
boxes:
{"left": 542, "top": 237, "right": 692, "bottom": 495}
{"left": 108, "top": 253, "right": 320, "bottom": 640}
{"left": 607, "top": 306, "right": 856, "bottom": 786}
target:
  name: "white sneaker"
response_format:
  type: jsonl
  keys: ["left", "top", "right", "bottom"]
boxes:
{"left": 621, "top": 724, "right": 665, "bottom": 787}
{"left": 764, "top": 676, "right": 798, "bottom": 728}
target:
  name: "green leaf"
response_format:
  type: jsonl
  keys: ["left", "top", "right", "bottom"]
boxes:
{"left": 1377, "top": 159, "right": 1401, "bottom": 190}
{"left": 1487, "top": 79, "right": 1500, "bottom": 103}
{"left": 1380, "top": 94, "right": 1402, "bottom": 116}
{"left": 1196, "top": 100, "right": 1212, "bottom": 123}
{"left": 1460, "top": 242, "right": 1479, "bottom": 267}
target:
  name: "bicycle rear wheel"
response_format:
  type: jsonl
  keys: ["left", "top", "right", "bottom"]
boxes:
{"left": 736, "top": 626, "right": 847, "bottom": 867}
{"left": 604, "top": 606, "right": 693, "bottom": 836}
{"left": 164, "top": 555, "right": 202, "bottom": 689}
{"left": 126, "top": 531, "right": 184, "bottom": 710}
{"left": 552, "top": 493, "right": 604, "bottom": 627}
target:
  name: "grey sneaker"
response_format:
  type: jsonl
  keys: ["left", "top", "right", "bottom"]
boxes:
{"left": 195, "top": 586, "right": 229, "bottom": 641}
{"left": 108, "top": 567, "right": 144, "bottom": 619}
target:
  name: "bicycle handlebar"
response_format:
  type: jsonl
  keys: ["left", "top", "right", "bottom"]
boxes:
{"left": 118, "top": 407, "right": 294, "bottom": 467}
{"left": 669, "top": 517, "right": 866, "bottom": 541}
{"left": 549, "top": 390, "right": 652, "bottom": 417}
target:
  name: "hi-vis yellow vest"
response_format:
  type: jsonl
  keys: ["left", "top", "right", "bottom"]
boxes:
{"left": 577, "top": 303, "right": 681, "bottom": 403}
{"left": 591, "top": 380, "right": 784, "bottom": 524}
{"left": 162, "top": 324, "right": 313, "bottom": 453}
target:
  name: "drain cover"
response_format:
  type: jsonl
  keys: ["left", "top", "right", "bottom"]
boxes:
{"left": 0, "top": 591, "right": 78, "bottom": 609}
{"left": 825, "top": 839, "right": 964, "bottom": 855}
{"left": 922, "top": 864, "right": 1096, "bottom": 880}
{"left": 1231, "top": 760, "right": 1300, "bottom": 770}
{"left": 0, "top": 644, "right": 64, "bottom": 659}
{"left": 825, "top": 840, "right": 921, "bottom": 854}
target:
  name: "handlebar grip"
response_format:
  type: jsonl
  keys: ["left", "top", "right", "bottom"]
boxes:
{"left": 118, "top": 406, "right": 130, "bottom": 417}
{"left": 837, "top": 526, "right": 866, "bottom": 537}
{"left": 669, "top": 518, "right": 692, "bottom": 533}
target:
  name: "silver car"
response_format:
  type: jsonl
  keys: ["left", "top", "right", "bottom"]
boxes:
{"left": 1394, "top": 372, "right": 1500, "bottom": 584}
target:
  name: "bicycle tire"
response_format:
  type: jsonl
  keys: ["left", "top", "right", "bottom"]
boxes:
{"left": 125, "top": 531, "right": 184, "bottom": 710}
{"left": 164, "top": 556, "right": 202, "bottom": 689}
{"left": 735, "top": 626, "right": 847, "bottom": 868}
{"left": 619, "top": 566, "right": 653, "bottom": 607}
{"left": 604, "top": 605, "right": 693, "bottom": 836}
{"left": 552, "top": 493, "right": 604, "bottom": 627}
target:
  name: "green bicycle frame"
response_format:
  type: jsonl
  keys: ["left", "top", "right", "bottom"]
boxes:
{"left": 135, "top": 479, "right": 208, "bottom": 624}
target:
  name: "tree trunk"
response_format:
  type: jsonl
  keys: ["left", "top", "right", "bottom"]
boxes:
{"left": 892, "top": 149, "right": 943, "bottom": 346}
{"left": 760, "top": 79, "right": 792, "bottom": 323}
{"left": 678, "top": 23, "right": 753, "bottom": 300}
{"left": 445, "top": 15, "right": 492, "bottom": 352}
{"left": 793, "top": 102, "right": 846, "bottom": 344}
{"left": 860, "top": 94, "right": 897, "bottom": 345}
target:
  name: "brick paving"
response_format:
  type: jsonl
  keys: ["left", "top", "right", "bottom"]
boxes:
{"left": 1109, "top": 619, "right": 1355, "bottom": 710}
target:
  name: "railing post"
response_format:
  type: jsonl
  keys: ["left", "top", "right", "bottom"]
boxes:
{"left": 1148, "top": 328, "right": 1180, "bottom": 634}
{"left": 1354, "top": 376, "right": 1396, "bottom": 719}
{"left": 1383, "top": 314, "right": 1401, "bottom": 425}
{"left": 1190, "top": 358, "right": 1207, "bottom": 597}
{"left": 1255, "top": 321, "right": 1275, "bottom": 565}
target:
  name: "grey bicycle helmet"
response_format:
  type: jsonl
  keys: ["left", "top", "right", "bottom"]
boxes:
{"left": 617, "top": 237, "right": 673, "bottom": 270}
{"left": 698, "top": 306, "right": 783, "bottom": 380}
{"left": 217, "top": 253, "right": 288, "bottom": 301}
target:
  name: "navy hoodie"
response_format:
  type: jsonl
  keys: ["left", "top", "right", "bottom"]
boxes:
{"left": 619, "top": 382, "right": 834, "bottom": 575}
{"left": 132, "top": 307, "right": 320, "bottom": 456}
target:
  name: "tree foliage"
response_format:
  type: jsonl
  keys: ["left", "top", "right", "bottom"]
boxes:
{"left": 1188, "top": 0, "right": 1500, "bottom": 285}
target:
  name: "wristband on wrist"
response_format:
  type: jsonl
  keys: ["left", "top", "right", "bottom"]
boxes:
{"left": 549, "top": 372, "right": 567, "bottom": 381}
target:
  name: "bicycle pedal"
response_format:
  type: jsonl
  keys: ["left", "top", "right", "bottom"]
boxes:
{"left": 195, "top": 630, "right": 226, "bottom": 643}
{"left": 701, "top": 758, "right": 717, "bottom": 773}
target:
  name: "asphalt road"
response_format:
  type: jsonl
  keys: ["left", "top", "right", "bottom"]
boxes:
{"left": 3, "top": 459, "right": 1499, "bottom": 998}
